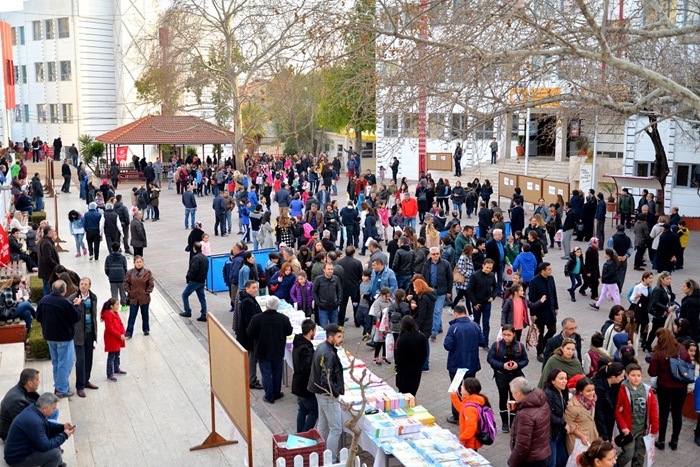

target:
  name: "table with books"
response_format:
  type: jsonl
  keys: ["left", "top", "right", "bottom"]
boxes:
{"left": 255, "top": 296, "right": 492, "bottom": 466}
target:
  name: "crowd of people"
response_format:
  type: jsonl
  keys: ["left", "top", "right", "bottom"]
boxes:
{"left": 3, "top": 144, "right": 700, "bottom": 466}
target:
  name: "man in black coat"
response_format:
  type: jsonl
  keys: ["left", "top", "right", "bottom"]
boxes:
{"left": 60, "top": 160, "right": 71, "bottom": 193}
{"left": 561, "top": 202, "right": 578, "bottom": 258}
{"left": 466, "top": 259, "right": 498, "bottom": 348}
{"left": 247, "top": 295, "right": 293, "bottom": 404}
{"left": 337, "top": 246, "right": 363, "bottom": 326}
{"left": 292, "top": 319, "right": 317, "bottom": 432}
{"left": 542, "top": 317, "right": 582, "bottom": 367}
{"left": 392, "top": 237, "right": 415, "bottom": 291}
{"left": 485, "top": 229, "right": 506, "bottom": 295}
{"left": 421, "top": 247, "right": 453, "bottom": 340}
{"left": 237, "top": 281, "right": 264, "bottom": 390}
{"left": 180, "top": 242, "right": 209, "bottom": 321}
{"left": 510, "top": 199, "right": 525, "bottom": 234}
{"left": 477, "top": 202, "right": 493, "bottom": 238}
{"left": 528, "top": 262, "right": 559, "bottom": 361}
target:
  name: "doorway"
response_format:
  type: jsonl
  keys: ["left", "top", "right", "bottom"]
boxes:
{"left": 528, "top": 114, "right": 557, "bottom": 157}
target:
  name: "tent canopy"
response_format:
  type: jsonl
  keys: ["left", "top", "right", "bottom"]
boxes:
{"left": 96, "top": 115, "right": 236, "bottom": 145}
{"left": 604, "top": 174, "right": 663, "bottom": 193}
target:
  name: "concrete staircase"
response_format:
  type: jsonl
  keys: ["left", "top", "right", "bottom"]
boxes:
{"left": 0, "top": 344, "right": 77, "bottom": 467}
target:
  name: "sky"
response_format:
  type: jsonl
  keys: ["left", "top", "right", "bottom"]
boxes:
{"left": 0, "top": 0, "right": 23, "bottom": 13}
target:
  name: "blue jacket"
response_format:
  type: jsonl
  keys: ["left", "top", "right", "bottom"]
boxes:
{"left": 444, "top": 316, "right": 486, "bottom": 373}
{"left": 3, "top": 405, "right": 67, "bottom": 465}
{"left": 224, "top": 252, "right": 245, "bottom": 286}
{"left": 595, "top": 199, "right": 606, "bottom": 221}
{"left": 212, "top": 195, "right": 226, "bottom": 215}
{"left": 271, "top": 271, "right": 296, "bottom": 300}
{"left": 512, "top": 251, "right": 538, "bottom": 283}
{"left": 182, "top": 191, "right": 197, "bottom": 209}
{"left": 248, "top": 191, "right": 259, "bottom": 207}
{"left": 369, "top": 266, "right": 398, "bottom": 297}
{"left": 36, "top": 292, "right": 81, "bottom": 341}
{"left": 83, "top": 209, "right": 101, "bottom": 232}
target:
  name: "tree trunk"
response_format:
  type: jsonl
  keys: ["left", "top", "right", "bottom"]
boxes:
{"left": 645, "top": 113, "right": 669, "bottom": 215}
{"left": 354, "top": 128, "right": 362, "bottom": 160}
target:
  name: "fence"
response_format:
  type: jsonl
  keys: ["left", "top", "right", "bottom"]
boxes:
{"left": 206, "top": 248, "right": 277, "bottom": 293}
{"left": 274, "top": 448, "right": 367, "bottom": 467}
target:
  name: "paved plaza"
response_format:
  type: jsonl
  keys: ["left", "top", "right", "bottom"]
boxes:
{"left": 16, "top": 164, "right": 700, "bottom": 466}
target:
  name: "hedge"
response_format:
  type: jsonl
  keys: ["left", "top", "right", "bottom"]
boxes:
{"left": 26, "top": 326, "right": 50, "bottom": 360}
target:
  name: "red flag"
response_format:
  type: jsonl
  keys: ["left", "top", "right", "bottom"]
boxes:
{"left": 116, "top": 146, "right": 128, "bottom": 163}
{"left": 0, "top": 224, "right": 10, "bottom": 266}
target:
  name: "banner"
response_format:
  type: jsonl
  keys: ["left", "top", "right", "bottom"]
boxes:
{"left": 0, "top": 224, "right": 10, "bottom": 265}
{"left": 116, "top": 146, "right": 129, "bottom": 163}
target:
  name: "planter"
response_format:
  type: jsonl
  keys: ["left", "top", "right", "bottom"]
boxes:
{"left": 0, "top": 323, "right": 27, "bottom": 344}
{"left": 516, "top": 146, "right": 525, "bottom": 157}
{"left": 606, "top": 202, "right": 616, "bottom": 213}
{"left": 577, "top": 150, "right": 588, "bottom": 156}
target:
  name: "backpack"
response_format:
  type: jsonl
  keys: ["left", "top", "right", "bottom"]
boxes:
{"left": 417, "top": 189, "right": 427, "bottom": 202}
{"left": 463, "top": 402, "right": 497, "bottom": 446}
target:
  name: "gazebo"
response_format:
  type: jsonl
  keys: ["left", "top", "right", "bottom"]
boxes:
{"left": 96, "top": 114, "right": 237, "bottom": 169}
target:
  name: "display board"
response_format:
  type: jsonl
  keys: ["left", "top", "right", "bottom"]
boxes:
{"left": 426, "top": 152, "right": 452, "bottom": 172}
{"left": 542, "top": 180, "right": 571, "bottom": 206}
{"left": 498, "top": 172, "right": 518, "bottom": 203}
{"left": 517, "top": 175, "right": 543, "bottom": 206}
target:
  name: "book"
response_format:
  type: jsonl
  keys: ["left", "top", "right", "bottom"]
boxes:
{"left": 447, "top": 368, "right": 468, "bottom": 393}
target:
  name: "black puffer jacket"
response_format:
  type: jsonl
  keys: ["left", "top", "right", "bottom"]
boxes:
{"left": 508, "top": 388, "right": 552, "bottom": 466}
{"left": 291, "top": 334, "right": 315, "bottom": 398}
{"left": 104, "top": 252, "right": 127, "bottom": 283}
{"left": 545, "top": 387, "right": 568, "bottom": 440}
{"left": 680, "top": 289, "right": 700, "bottom": 342}
{"left": 413, "top": 291, "right": 436, "bottom": 336}
{"left": 392, "top": 246, "right": 415, "bottom": 276}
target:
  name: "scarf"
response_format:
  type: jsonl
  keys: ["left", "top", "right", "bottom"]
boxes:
{"left": 575, "top": 391, "right": 597, "bottom": 411}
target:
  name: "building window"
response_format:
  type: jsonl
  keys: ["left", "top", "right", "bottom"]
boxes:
{"left": 511, "top": 113, "right": 520, "bottom": 138}
{"left": 674, "top": 163, "right": 700, "bottom": 188}
{"left": 383, "top": 113, "right": 399, "bottom": 137}
{"left": 45, "top": 20, "right": 55, "bottom": 40}
{"left": 402, "top": 113, "right": 419, "bottom": 137}
{"left": 21, "top": 65, "right": 26, "bottom": 84}
{"left": 37, "top": 104, "right": 47, "bottom": 123}
{"left": 15, "top": 106, "right": 21, "bottom": 122}
{"left": 451, "top": 113, "right": 466, "bottom": 139}
{"left": 60, "top": 61, "right": 71, "bottom": 81}
{"left": 58, "top": 18, "right": 70, "bottom": 38}
{"left": 474, "top": 117, "right": 495, "bottom": 140}
{"left": 35, "top": 62, "right": 44, "bottom": 82}
{"left": 49, "top": 104, "right": 59, "bottom": 123}
{"left": 11, "top": 27, "right": 16, "bottom": 45}
{"left": 62, "top": 104, "right": 73, "bottom": 123}
{"left": 23, "top": 104, "right": 29, "bottom": 123}
{"left": 635, "top": 162, "right": 652, "bottom": 177}
{"left": 428, "top": 113, "right": 443, "bottom": 138}
{"left": 13, "top": 65, "right": 19, "bottom": 83}
{"left": 18, "top": 26, "right": 24, "bottom": 45}
{"left": 32, "top": 21, "right": 41, "bottom": 41}
{"left": 47, "top": 62, "right": 56, "bottom": 82}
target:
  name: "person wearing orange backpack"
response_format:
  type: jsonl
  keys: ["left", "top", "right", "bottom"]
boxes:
{"left": 449, "top": 377, "right": 491, "bottom": 451}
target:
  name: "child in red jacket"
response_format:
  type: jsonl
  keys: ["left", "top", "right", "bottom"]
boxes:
{"left": 615, "top": 363, "right": 659, "bottom": 466}
{"left": 101, "top": 298, "right": 127, "bottom": 382}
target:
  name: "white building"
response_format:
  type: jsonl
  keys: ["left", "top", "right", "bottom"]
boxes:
{"left": 0, "top": 0, "right": 158, "bottom": 156}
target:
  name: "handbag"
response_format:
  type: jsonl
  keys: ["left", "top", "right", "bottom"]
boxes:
{"left": 453, "top": 265, "right": 466, "bottom": 284}
{"left": 525, "top": 325, "right": 540, "bottom": 350}
{"left": 669, "top": 351, "right": 696, "bottom": 384}
{"left": 385, "top": 333, "right": 395, "bottom": 360}
{"left": 643, "top": 433, "right": 655, "bottom": 467}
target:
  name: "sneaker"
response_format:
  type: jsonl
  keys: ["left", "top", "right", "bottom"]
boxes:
{"left": 82, "top": 248, "right": 88, "bottom": 255}
{"left": 537, "top": 354, "right": 544, "bottom": 363}
{"left": 108, "top": 376, "right": 117, "bottom": 382}
{"left": 196, "top": 316, "right": 207, "bottom": 322}
{"left": 54, "top": 390, "right": 74, "bottom": 398}
{"left": 362, "top": 333, "right": 370, "bottom": 341}
{"left": 179, "top": 312, "right": 192, "bottom": 318}
{"left": 249, "top": 382, "right": 264, "bottom": 390}
{"left": 76, "top": 252, "right": 81, "bottom": 257}
{"left": 502, "top": 423, "right": 510, "bottom": 433}
{"left": 589, "top": 303, "right": 599, "bottom": 310}
{"left": 116, "top": 370, "right": 127, "bottom": 375}
{"left": 125, "top": 334, "right": 132, "bottom": 339}
{"left": 430, "top": 334, "right": 437, "bottom": 341}
{"left": 144, "top": 332, "right": 150, "bottom": 336}
{"left": 445, "top": 415, "right": 459, "bottom": 425}
{"left": 89, "top": 256, "right": 94, "bottom": 261}
{"left": 121, "top": 305, "right": 129, "bottom": 311}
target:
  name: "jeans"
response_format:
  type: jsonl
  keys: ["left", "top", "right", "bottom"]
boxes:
{"left": 317, "top": 394, "right": 343, "bottom": 462}
{"left": 297, "top": 395, "right": 319, "bottom": 433}
{"left": 182, "top": 281, "right": 207, "bottom": 317}
{"left": 127, "top": 303, "right": 150, "bottom": 336}
{"left": 423, "top": 334, "right": 430, "bottom": 371}
{"left": 472, "top": 302, "right": 492, "bottom": 346}
{"left": 110, "top": 282, "right": 127, "bottom": 306}
{"left": 214, "top": 213, "right": 226, "bottom": 235}
{"left": 568, "top": 273, "right": 583, "bottom": 292}
{"left": 42, "top": 278, "right": 50, "bottom": 298}
{"left": 258, "top": 358, "right": 284, "bottom": 403}
{"left": 549, "top": 432, "right": 568, "bottom": 467}
{"left": 74, "top": 233, "right": 86, "bottom": 252}
{"left": 9, "top": 447, "right": 62, "bottom": 467}
{"left": 406, "top": 216, "right": 417, "bottom": 231}
{"left": 432, "top": 294, "right": 446, "bottom": 335}
{"left": 47, "top": 340, "right": 75, "bottom": 394}
{"left": 396, "top": 274, "right": 412, "bottom": 291}
{"left": 225, "top": 211, "right": 233, "bottom": 234}
{"left": 86, "top": 230, "right": 101, "bottom": 259}
{"left": 318, "top": 309, "right": 338, "bottom": 328}
{"left": 74, "top": 331, "right": 95, "bottom": 390}
{"left": 11, "top": 302, "right": 35, "bottom": 332}
{"left": 35, "top": 195, "right": 44, "bottom": 212}
{"left": 184, "top": 208, "right": 196, "bottom": 228}
{"left": 358, "top": 305, "right": 372, "bottom": 335}
{"left": 452, "top": 202, "right": 463, "bottom": 218}
{"left": 252, "top": 230, "right": 259, "bottom": 250}
{"left": 106, "top": 350, "right": 122, "bottom": 377}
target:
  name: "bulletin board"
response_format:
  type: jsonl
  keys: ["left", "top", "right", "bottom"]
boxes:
{"left": 498, "top": 172, "right": 518, "bottom": 203}
{"left": 542, "top": 180, "right": 571, "bottom": 206}
{"left": 517, "top": 175, "right": 543, "bottom": 206}
{"left": 426, "top": 153, "right": 453, "bottom": 172}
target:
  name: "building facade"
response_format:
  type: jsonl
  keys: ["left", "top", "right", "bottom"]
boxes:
{"left": 0, "top": 0, "right": 158, "bottom": 156}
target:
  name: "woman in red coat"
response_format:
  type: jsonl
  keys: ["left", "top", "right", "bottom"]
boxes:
{"left": 101, "top": 298, "right": 127, "bottom": 382}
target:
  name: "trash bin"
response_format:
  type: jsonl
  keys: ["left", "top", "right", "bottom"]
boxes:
{"left": 272, "top": 429, "right": 326, "bottom": 467}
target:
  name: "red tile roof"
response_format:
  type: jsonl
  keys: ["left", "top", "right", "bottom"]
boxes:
{"left": 96, "top": 115, "right": 236, "bottom": 145}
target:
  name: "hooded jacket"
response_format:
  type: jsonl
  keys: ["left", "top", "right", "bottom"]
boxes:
{"left": 104, "top": 252, "right": 127, "bottom": 283}
{"left": 450, "top": 393, "right": 487, "bottom": 450}
{"left": 444, "top": 316, "right": 486, "bottom": 373}
{"left": 614, "top": 382, "right": 659, "bottom": 435}
{"left": 508, "top": 388, "right": 552, "bottom": 466}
